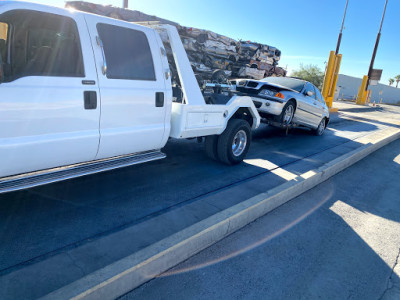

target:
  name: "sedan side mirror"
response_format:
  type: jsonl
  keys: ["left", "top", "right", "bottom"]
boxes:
{"left": 306, "top": 91, "right": 315, "bottom": 97}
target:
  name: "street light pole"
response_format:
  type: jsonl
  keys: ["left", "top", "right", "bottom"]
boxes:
{"left": 365, "top": 0, "right": 388, "bottom": 91}
{"left": 335, "top": 0, "right": 349, "bottom": 55}
{"left": 123, "top": 0, "right": 128, "bottom": 9}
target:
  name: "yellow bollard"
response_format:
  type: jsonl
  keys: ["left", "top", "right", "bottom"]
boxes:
{"left": 356, "top": 75, "right": 368, "bottom": 105}
{"left": 327, "top": 54, "right": 342, "bottom": 112}
{"left": 322, "top": 51, "right": 336, "bottom": 105}
{"left": 322, "top": 51, "right": 342, "bottom": 112}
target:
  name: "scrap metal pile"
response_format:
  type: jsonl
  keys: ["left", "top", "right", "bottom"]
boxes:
{"left": 170, "top": 27, "right": 286, "bottom": 83}
{"left": 66, "top": 1, "right": 286, "bottom": 84}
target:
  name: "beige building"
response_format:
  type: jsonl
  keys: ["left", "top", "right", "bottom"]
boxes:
{"left": 336, "top": 74, "right": 400, "bottom": 105}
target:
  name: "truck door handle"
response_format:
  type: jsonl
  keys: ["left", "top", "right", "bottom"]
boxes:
{"left": 96, "top": 36, "right": 107, "bottom": 75}
{"left": 84, "top": 91, "right": 97, "bottom": 109}
{"left": 156, "top": 92, "right": 164, "bottom": 107}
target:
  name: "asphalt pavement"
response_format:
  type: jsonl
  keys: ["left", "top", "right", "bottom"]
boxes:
{"left": 0, "top": 102, "right": 399, "bottom": 299}
{"left": 122, "top": 129, "right": 400, "bottom": 300}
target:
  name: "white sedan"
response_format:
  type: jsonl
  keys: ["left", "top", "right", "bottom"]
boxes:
{"left": 233, "top": 77, "right": 330, "bottom": 135}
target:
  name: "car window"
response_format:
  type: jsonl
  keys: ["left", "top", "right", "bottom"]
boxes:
{"left": 304, "top": 83, "right": 316, "bottom": 99}
{"left": 314, "top": 86, "right": 325, "bottom": 104}
{"left": 97, "top": 23, "right": 156, "bottom": 81}
{"left": 0, "top": 9, "right": 85, "bottom": 82}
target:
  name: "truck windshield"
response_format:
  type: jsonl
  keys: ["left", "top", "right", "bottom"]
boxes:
{"left": 261, "top": 77, "right": 305, "bottom": 92}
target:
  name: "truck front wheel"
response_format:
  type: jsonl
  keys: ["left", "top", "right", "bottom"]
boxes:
{"left": 217, "top": 119, "right": 251, "bottom": 165}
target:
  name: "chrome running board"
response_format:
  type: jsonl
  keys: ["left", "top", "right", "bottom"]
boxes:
{"left": 0, "top": 150, "right": 166, "bottom": 194}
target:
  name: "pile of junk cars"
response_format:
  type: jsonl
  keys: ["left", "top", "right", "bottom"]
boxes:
{"left": 66, "top": 1, "right": 287, "bottom": 85}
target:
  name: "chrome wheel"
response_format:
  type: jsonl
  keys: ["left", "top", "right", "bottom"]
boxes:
{"left": 283, "top": 104, "right": 294, "bottom": 124}
{"left": 232, "top": 129, "right": 247, "bottom": 157}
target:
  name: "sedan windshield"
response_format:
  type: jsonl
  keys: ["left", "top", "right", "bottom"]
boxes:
{"left": 261, "top": 77, "right": 305, "bottom": 92}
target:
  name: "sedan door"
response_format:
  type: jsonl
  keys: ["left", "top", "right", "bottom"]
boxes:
{"left": 308, "top": 84, "right": 324, "bottom": 127}
{"left": 314, "top": 86, "right": 328, "bottom": 122}
{"left": 298, "top": 83, "right": 321, "bottom": 127}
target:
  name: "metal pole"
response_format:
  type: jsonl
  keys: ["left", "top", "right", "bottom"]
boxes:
{"left": 335, "top": 0, "right": 349, "bottom": 55}
{"left": 123, "top": 0, "right": 128, "bottom": 9}
{"left": 365, "top": 0, "right": 388, "bottom": 90}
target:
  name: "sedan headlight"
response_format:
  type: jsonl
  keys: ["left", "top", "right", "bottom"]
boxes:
{"left": 258, "top": 89, "right": 276, "bottom": 97}
{"left": 258, "top": 89, "right": 285, "bottom": 99}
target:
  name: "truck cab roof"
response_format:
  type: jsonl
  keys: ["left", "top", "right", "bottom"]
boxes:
{"left": 0, "top": 1, "right": 151, "bottom": 31}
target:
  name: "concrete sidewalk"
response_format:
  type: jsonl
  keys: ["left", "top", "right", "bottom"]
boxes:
{"left": 333, "top": 100, "right": 396, "bottom": 113}
{"left": 123, "top": 139, "right": 400, "bottom": 300}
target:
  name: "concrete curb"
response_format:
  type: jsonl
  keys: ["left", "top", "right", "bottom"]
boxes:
{"left": 41, "top": 127, "right": 400, "bottom": 300}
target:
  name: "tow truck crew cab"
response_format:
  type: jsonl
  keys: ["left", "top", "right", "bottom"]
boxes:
{"left": 0, "top": 1, "right": 260, "bottom": 193}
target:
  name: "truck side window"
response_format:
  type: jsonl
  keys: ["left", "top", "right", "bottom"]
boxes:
{"left": 97, "top": 23, "right": 156, "bottom": 81}
{"left": 0, "top": 9, "right": 84, "bottom": 82}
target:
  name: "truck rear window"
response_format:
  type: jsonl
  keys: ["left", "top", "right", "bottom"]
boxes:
{"left": 97, "top": 23, "right": 156, "bottom": 81}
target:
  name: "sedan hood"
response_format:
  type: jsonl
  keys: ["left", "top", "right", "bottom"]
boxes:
{"left": 259, "top": 81, "right": 300, "bottom": 93}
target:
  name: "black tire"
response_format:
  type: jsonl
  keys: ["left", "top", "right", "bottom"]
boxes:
{"left": 205, "top": 135, "right": 219, "bottom": 161}
{"left": 217, "top": 119, "right": 251, "bottom": 165}
{"left": 211, "top": 69, "right": 227, "bottom": 84}
{"left": 314, "top": 118, "right": 326, "bottom": 136}
{"left": 279, "top": 100, "right": 295, "bottom": 125}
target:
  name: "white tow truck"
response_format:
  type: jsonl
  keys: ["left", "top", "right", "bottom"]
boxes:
{"left": 0, "top": 1, "right": 260, "bottom": 193}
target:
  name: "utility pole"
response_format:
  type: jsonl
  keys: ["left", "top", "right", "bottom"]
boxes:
{"left": 321, "top": 0, "right": 348, "bottom": 111}
{"left": 335, "top": 0, "right": 349, "bottom": 55}
{"left": 365, "top": 0, "right": 388, "bottom": 91}
{"left": 123, "top": 0, "right": 128, "bottom": 9}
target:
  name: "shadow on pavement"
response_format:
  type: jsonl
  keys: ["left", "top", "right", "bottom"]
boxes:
{"left": 128, "top": 140, "right": 400, "bottom": 299}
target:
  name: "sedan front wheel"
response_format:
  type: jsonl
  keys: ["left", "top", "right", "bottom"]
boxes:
{"left": 279, "top": 101, "right": 295, "bottom": 125}
{"left": 314, "top": 118, "right": 326, "bottom": 136}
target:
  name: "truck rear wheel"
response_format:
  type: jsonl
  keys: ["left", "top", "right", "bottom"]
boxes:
{"left": 217, "top": 119, "right": 251, "bottom": 165}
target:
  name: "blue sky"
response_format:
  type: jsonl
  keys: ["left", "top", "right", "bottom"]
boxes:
{"left": 27, "top": 0, "right": 400, "bottom": 85}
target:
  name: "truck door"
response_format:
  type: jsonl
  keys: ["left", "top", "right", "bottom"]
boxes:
{"left": 84, "top": 15, "right": 168, "bottom": 159}
{"left": 0, "top": 8, "right": 100, "bottom": 178}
